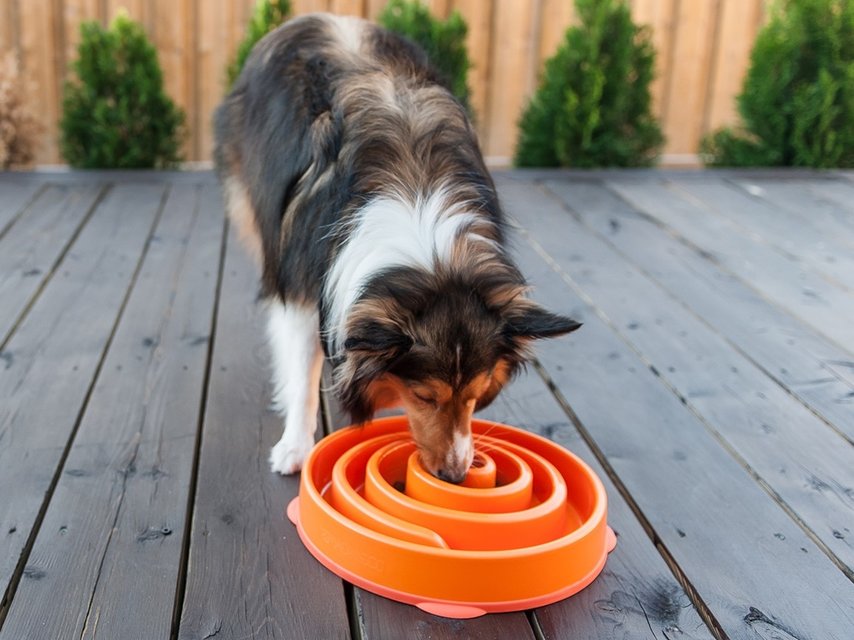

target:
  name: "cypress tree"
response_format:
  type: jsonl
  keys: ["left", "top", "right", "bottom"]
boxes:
{"left": 515, "top": 0, "right": 663, "bottom": 168}
{"left": 60, "top": 13, "right": 184, "bottom": 169}
{"left": 702, "top": 0, "right": 854, "bottom": 167}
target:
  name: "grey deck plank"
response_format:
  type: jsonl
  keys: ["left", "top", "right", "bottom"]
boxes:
{"left": 178, "top": 223, "right": 350, "bottom": 640}
{"left": 0, "top": 180, "right": 45, "bottom": 239}
{"left": 0, "top": 184, "right": 104, "bottom": 345}
{"left": 524, "top": 178, "right": 854, "bottom": 575}
{"left": 477, "top": 372, "right": 714, "bottom": 640}
{"left": 607, "top": 178, "right": 854, "bottom": 353}
{"left": 668, "top": 177, "right": 854, "bottom": 291}
{"left": 805, "top": 179, "right": 854, "bottom": 217}
{"left": 732, "top": 178, "right": 854, "bottom": 244}
{"left": 498, "top": 177, "right": 854, "bottom": 639}
{"left": 0, "top": 184, "right": 165, "bottom": 616}
{"left": 543, "top": 179, "right": 854, "bottom": 446}
{"left": 0, "top": 185, "right": 223, "bottom": 639}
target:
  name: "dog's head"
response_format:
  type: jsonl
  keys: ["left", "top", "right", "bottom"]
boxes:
{"left": 335, "top": 266, "right": 580, "bottom": 483}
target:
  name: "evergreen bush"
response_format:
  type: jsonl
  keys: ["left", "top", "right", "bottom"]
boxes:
{"left": 60, "top": 13, "right": 184, "bottom": 169}
{"left": 227, "top": 0, "right": 291, "bottom": 89}
{"left": 515, "top": 0, "right": 663, "bottom": 168}
{"left": 702, "top": 0, "right": 854, "bottom": 167}
{"left": 379, "top": 0, "right": 472, "bottom": 112}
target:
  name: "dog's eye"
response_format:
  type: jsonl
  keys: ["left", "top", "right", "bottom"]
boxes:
{"left": 412, "top": 391, "right": 437, "bottom": 405}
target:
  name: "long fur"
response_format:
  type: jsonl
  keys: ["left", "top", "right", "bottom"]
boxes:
{"left": 214, "top": 13, "right": 580, "bottom": 480}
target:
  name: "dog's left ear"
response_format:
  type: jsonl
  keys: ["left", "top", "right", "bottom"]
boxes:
{"left": 504, "top": 304, "right": 582, "bottom": 340}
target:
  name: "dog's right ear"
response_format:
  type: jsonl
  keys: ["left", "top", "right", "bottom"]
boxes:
{"left": 339, "top": 321, "right": 413, "bottom": 424}
{"left": 344, "top": 321, "right": 413, "bottom": 356}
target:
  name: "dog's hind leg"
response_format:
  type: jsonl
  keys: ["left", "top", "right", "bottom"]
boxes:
{"left": 266, "top": 300, "right": 324, "bottom": 474}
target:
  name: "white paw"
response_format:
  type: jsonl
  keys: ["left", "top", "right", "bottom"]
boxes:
{"left": 269, "top": 435, "right": 314, "bottom": 475}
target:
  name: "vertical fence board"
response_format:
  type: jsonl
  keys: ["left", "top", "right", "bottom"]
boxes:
{"left": 661, "top": 0, "right": 720, "bottom": 154}
{"left": 486, "top": 0, "right": 536, "bottom": 162}
{"left": 537, "top": 0, "right": 575, "bottom": 72}
{"left": 293, "top": 0, "right": 332, "bottom": 15}
{"left": 704, "top": 0, "right": 761, "bottom": 133}
{"left": 61, "top": 0, "right": 99, "bottom": 79}
{"left": 1, "top": 1, "right": 19, "bottom": 54}
{"left": 630, "top": 0, "right": 678, "bottom": 123}
{"left": 19, "top": 0, "right": 60, "bottom": 163}
{"left": 451, "top": 0, "right": 492, "bottom": 141}
{"left": 153, "top": 0, "right": 194, "bottom": 160}
{"left": 365, "top": 0, "right": 386, "bottom": 19}
{"left": 426, "top": 0, "right": 450, "bottom": 18}
{"left": 196, "top": 0, "right": 231, "bottom": 163}
{"left": 328, "top": 0, "right": 364, "bottom": 16}
{"left": 18, "top": 0, "right": 766, "bottom": 165}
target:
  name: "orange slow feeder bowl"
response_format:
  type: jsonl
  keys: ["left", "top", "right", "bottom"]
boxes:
{"left": 287, "top": 416, "right": 616, "bottom": 619}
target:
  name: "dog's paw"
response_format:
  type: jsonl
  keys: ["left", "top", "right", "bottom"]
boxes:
{"left": 269, "top": 436, "right": 314, "bottom": 475}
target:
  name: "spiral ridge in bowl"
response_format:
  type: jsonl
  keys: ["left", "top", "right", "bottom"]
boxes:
{"left": 288, "top": 417, "right": 615, "bottom": 618}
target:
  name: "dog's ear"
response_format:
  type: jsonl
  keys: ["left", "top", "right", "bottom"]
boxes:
{"left": 504, "top": 304, "right": 582, "bottom": 340}
{"left": 344, "top": 321, "right": 413, "bottom": 354}
{"left": 339, "top": 321, "right": 413, "bottom": 424}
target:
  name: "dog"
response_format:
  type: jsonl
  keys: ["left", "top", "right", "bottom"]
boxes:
{"left": 214, "top": 13, "right": 580, "bottom": 483}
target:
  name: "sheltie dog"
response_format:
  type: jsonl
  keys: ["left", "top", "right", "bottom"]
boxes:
{"left": 214, "top": 13, "right": 580, "bottom": 483}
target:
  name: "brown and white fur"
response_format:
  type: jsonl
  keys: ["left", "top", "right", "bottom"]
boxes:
{"left": 214, "top": 14, "right": 580, "bottom": 483}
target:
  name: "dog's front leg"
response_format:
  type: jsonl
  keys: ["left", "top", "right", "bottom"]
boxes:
{"left": 266, "top": 301, "right": 324, "bottom": 474}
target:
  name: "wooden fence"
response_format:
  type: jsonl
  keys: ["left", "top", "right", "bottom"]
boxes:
{"left": 1, "top": 0, "right": 766, "bottom": 167}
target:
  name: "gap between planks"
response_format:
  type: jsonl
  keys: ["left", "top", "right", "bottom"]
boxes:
{"left": 516, "top": 183, "right": 854, "bottom": 584}
{"left": 0, "top": 185, "right": 171, "bottom": 631}
{"left": 528, "top": 360, "right": 728, "bottom": 640}
{"left": 170, "top": 197, "right": 230, "bottom": 640}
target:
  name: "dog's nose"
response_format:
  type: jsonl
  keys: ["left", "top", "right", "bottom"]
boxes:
{"left": 436, "top": 467, "right": 467, "bottom": 484}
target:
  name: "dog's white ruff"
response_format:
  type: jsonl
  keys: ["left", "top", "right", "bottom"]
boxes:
{"left": 323, "top": 187, "right": 490, "bottom": 353}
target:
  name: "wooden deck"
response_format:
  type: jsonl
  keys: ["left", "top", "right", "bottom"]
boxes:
{"left": 0, "top": 169, "right": 853, "bottom": 639}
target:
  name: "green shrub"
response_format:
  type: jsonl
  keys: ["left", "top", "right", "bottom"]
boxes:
{"left": 227, "top": 0, "right": 291, "bottom": 89}
{"left": 515, "top": 0, "right": 663, "bottom": 168}
{"left": 379, "top": 0, "right": 472, "bottom": 112}
{"left": 702, "top": 0, "right": 854, "bottom": 167}
{"left": 60, "top": 13, "right": 184, "bottom": 169}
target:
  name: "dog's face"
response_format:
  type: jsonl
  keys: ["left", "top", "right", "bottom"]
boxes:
{"left": 337, "top": 272, "right": 580, "bottom": 483}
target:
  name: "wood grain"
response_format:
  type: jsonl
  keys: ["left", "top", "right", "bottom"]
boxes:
{"left": 703, "top": 0, "right": 763, "bottom": 132}
{"left": 734, "top": 179, "right": 854, "bottom": 246}
{"left": 0, "top": 185, "right": 103, "bottom": 346}
{"left": 485, "top": 0, "right": 536, "bottom": 161}
{"left": 17, "top": 0, "right": 60, "bottom": 163}
{"left": 0, "top": 179, "right": 46, "bottom": 242}
{"left": 670, "top": 177, "right": 854, "bottom": 291}
{"left": 660, "top": 0, "right": 720, "bottom": 153}
{"left": 498, "top": 175, "right": 854, "bottom": 639}
{"left": 178, "top": 219, "right": 350, "bottom": 639}
{"left": 513, "top": 178, "right": 854, "bottom": 577}
{"left": 0, "top": 184, "right": 165, "bottom": 619}
{"left": 17, "top": 1, "right": 772, "bottom": 164}
{"left": 607, "top": 179, "right": 854, "bottom": 353}
{"left": 0, "top": 184, "right": 223, "bottom": 639}
{"left": 545, "top": 177, "right": 854, "bottom": 445}
{"left": 478, "top": 371, "right": 713, "bottom": 639}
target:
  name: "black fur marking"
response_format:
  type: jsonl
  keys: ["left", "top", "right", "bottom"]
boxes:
{"left": 505, "top": 308, "right": 582, "bottom": 339}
